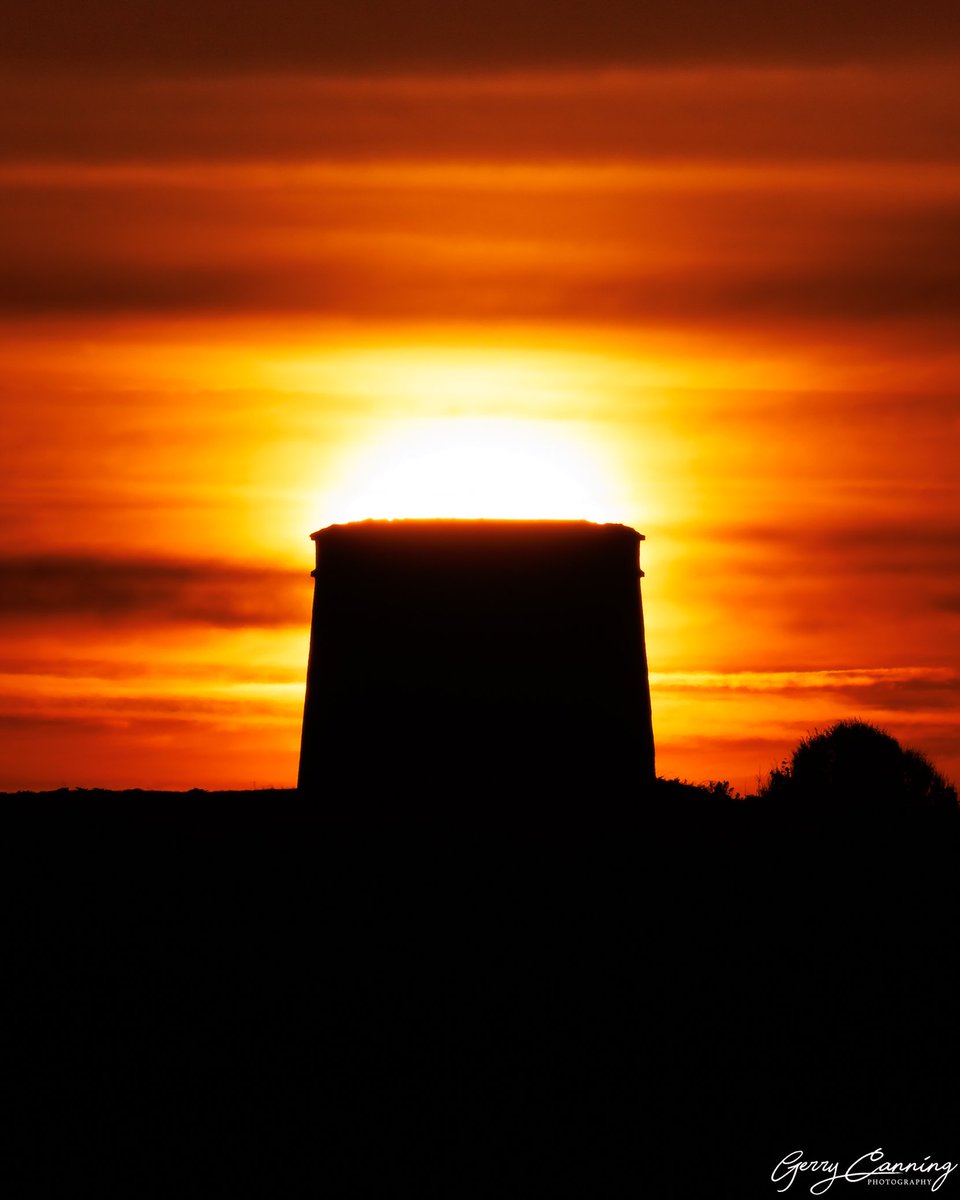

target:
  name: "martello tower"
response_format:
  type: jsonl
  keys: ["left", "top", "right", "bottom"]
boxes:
{"left": 297, "top": 519, "right": 655, "bottom": 808}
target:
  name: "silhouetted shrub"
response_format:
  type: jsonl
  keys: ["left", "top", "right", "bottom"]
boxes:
{"left": 759, "top": 719, "right": 958, "bottom": 816}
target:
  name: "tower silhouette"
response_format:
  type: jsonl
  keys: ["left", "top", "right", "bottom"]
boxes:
{"left": 297, "top": 519, "right": 655, "bottom": 809}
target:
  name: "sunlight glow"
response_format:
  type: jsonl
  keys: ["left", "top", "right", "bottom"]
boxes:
{"left": 316, "top": 417, "right": 622, "bottom": 525}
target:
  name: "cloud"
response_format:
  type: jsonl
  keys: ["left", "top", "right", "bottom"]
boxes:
{"left": 4, "top": 256, "right": 958, "bottom": 325}
{"left": 0, "top": 264, "right": 267, "bottom": 317}
{"left": 722, "top": 522, "right": 960, "bottom": 577}
{"left": 0, "top": 557, "right": 308, "bottom": 627}
{"left": 4, "top": 0, "right": 959, "bottom": 75}
{"left": 2, "top": 69, "right": 958, "bottom": 166}
{"left": 0, "top": 705, "right": 300, "bottom": 791}
{"left": 0, "top": 691, "right": 300, "bottom": 722}
{"left": 652, "top": 666, "right": 960, "bottom": 711}
{"left": 2, "top": 158, "right": 959, "bottom": 324}
{"left": 0, "top": 655, "right": 304, "bottom": 684}
{"left": 651, "top": 669, "right": 960, "bottom": 791}
{"left": 1, "top": 67, "right": 956, "bottom": 328}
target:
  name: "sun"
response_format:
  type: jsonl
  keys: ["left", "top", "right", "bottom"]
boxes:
{"left": 316, "top": 417, "right": 622, "bottom": 526}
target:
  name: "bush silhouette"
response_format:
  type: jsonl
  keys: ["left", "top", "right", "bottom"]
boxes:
{"left": 760, "top": 719, "right": 958, "bottom": 815}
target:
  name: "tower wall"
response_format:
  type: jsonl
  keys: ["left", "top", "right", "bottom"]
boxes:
{"left": 297, "top": 519, "right": 655, "bottom": 809}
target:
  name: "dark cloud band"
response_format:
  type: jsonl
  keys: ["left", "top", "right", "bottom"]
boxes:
{"left": 4, "top": 0, "right": 959, "bottom": 74}
{"left": 0, "top": 557, "right": 308, "bottom": 627}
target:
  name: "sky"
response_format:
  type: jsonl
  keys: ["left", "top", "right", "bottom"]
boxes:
{"left": 2, "top": 2, "right": 959, "bottom": 794}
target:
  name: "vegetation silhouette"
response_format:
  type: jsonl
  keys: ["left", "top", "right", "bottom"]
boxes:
{"left": 5, "top": 729, "right": 960, "bottom": 1197}
{"left": 758, "top": 718, "right": 958, "bottom": 818}
{"left": 5, "top": 521, "right": 960, "bottom": 1198}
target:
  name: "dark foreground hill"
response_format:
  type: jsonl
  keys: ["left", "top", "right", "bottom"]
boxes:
{"left": 4, "top": 780, "right": 959, "bottom": 1198}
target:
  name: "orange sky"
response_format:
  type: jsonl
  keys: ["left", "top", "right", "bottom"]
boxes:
{"left": 2, "top": 5, "right": 959, "bottom": 794}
